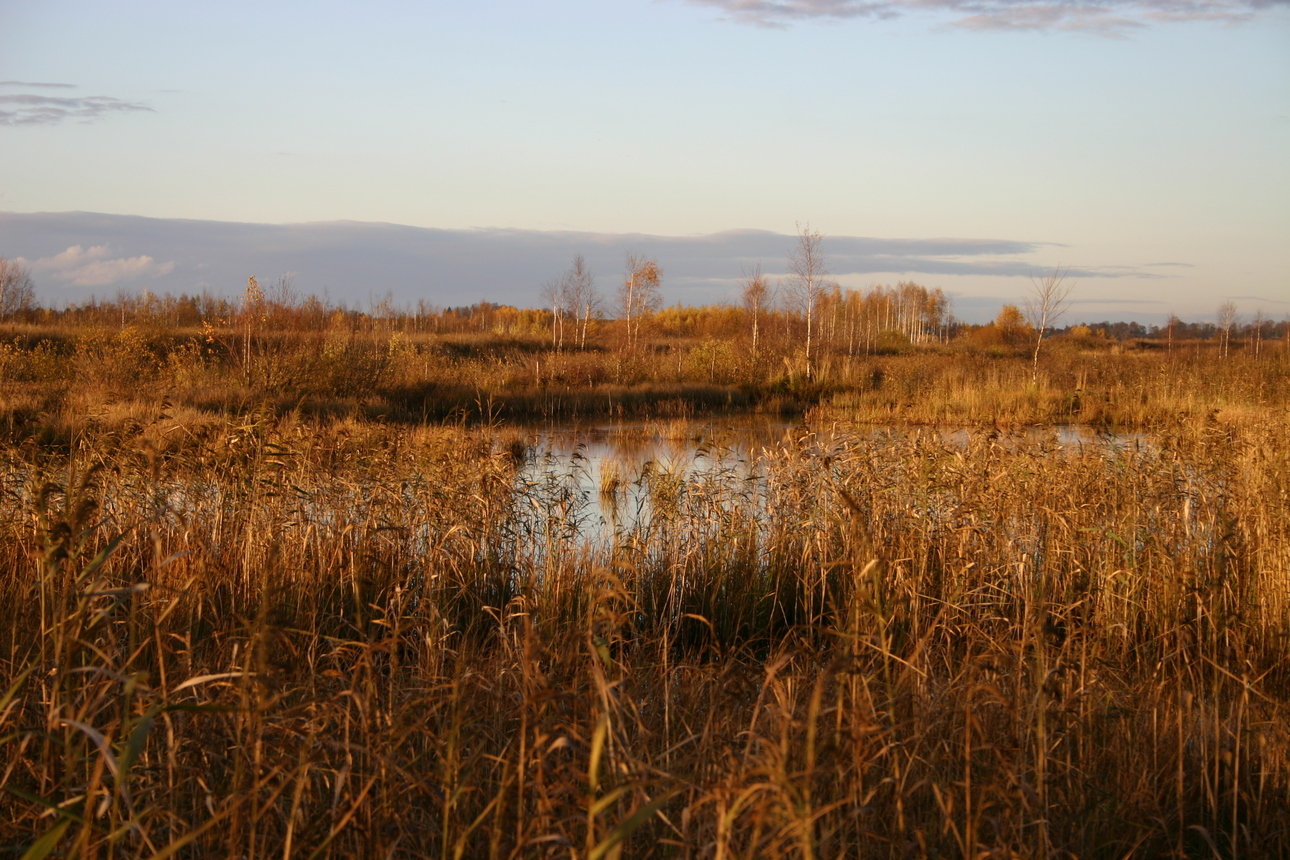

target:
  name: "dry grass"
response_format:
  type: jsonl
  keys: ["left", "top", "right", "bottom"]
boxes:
{"left": 821, "top": 348, "right": 1289, "bottom": 428}
{"left": 1, "top": 400, "right": 1288, "bottom": 857}
{"left": 1, "top": 319, "right": 1285, "bottom": 432}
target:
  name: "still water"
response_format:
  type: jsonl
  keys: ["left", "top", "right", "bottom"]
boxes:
{"left": 514, "top": 419, "right": 1141, "bottom": 544}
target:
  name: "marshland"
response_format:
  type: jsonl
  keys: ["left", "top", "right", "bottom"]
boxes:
{"left": 1, "top": 287, "right": 1288, "bottom": 858}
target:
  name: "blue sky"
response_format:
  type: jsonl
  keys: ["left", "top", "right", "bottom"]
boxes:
{"left": 1, "top": 0, "right": 1287, "bottom": 321}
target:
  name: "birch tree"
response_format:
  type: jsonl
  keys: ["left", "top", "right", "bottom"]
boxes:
{"left": 740, "top": 263, "right": 772, "bottom": 363}
{"left": 786, "top": 224, "right": 826, "bottom": 380}
{"left": 0, "top": 258, "right": 35, "bottom": 319}
{"left": 1217, "top": 300, "right": 1238, "bottom": 359}
{"left": 1023, "top": 268, "right": 1074, "bottom": 382}
{"left": 540, "top": 274, "right": 568, "bottom": 349}
{"left": 242, "top": 275, "right": 265, "bottom": 384}
{"left": 564, "top": 254, "right": 600, "bottom": 350}
{"left": 619, "top": 254, "right": 662, "bottom": 351}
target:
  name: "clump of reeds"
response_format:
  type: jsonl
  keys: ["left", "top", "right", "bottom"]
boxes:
{"left": 1, "top": 406, "right": 1288, "bottom": 857}
{"left": 598, "top": 456, "right": 624, "bottom": 502}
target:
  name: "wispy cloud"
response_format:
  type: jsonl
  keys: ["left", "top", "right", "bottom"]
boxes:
{"left": 0, "top": 93, "right": 153, "bottom": 126}
{"left": 686, "top": 0, "right": 1286, "bottom": 33}
{"left": 1221, "top": 294, "right": 1290, "bottom": 305}
{"left": 0, "top": 80, "right": 77, "bottom": 89}
{"left": 1070, "top": 297, "right": 1166, "bottom": 304}
{"left": 17, "top": 245, "right": 175, "bottom": 287}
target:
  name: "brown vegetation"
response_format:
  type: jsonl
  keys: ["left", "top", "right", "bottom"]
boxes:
{"left": 0, "top": 274, "right": 1283, "bottom": 437}
{"left": 1, "top": 405, "right": 1288, "bottom": 856}
{"left": 1, "top": 270, "right": 1288, "bottom": 856}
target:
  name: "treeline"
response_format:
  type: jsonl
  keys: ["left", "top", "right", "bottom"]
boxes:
{"left": 0, "top": 276, "right": 1286, "bottom": 433}
{"left": 0, "top": 280, "right": 553, "bottom": 338}
{"left": 7, "top": 282, "right": 1282, "bottom": 353}
{"left": 1, "top": 249, "right": 1285, "bottom": 355}
{"left": 1076, "top": 317, "right": 1289, "bottom": 344}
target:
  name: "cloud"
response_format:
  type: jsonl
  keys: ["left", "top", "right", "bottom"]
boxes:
{"left": 0, "top": 211, "right": 1174, "bottom": 315}
{"left": 0, "top": 93, "right": 153, "bottom": 126}
{"left": 0, "top": 81, "right": 76, "bottom": 88}
{"left": 1070, "top": 297, "right": 1166, "bottom": 304}
{"left": 18, "top": 245, "right": 175, "bottom": 287}
{"left": 686, "top": 0, "right": 1287, "bottom": 33}
{"left": 688, "top": 0, "right": 897, "bottom": 27}
{"left": 1221, "top": 294, "right": 1290, "bottom": 305}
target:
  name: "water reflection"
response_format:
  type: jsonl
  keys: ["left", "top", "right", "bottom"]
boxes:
{"left": 514, "top": 419, "right": 1143, "bottom": 546}
{"left": 516, "top": 418, "right": 788, "bottom": 546}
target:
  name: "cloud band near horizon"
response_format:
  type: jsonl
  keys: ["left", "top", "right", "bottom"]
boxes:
{"left": 0, "top": 211, "right": 1181, "bottom": 321}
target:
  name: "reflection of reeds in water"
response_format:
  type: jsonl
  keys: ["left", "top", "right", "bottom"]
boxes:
{"left": 598, "top": 455, "right": 625, "bottom": 520}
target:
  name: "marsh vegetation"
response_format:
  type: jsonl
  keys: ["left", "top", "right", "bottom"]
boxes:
{"left": 1, "top": 270, "right": 1288, "bottom": 857}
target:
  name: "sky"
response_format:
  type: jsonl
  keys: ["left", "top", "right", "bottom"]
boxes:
{"left": 1, "top": 0, "right": 1287, "bottom": 323}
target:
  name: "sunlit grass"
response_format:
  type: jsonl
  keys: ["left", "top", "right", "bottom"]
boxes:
{"left": 1, "top": 316, "right": 1285, "bottom": 432}
{"left": 1, "top": 400, "right": 1287, "bottom": 856}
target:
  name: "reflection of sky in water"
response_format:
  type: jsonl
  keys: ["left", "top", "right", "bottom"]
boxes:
{"left": 516, "top": 419, "right": 795, "bottom": 546}
{"left": 527, "top": 419, "right": 794, "bottom": 486}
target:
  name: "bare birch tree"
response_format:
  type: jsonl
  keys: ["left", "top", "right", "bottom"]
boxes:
{"left": 540, "top": 274, "right": 568, "bottom": 350}
{"left": 619, "top": 253, "right": 662, "bottom": 351}
{"left": 241, "top": 276, "right": 266, "bottom": 385}
{"left": 563, "top": 254, "right": 600, "bottom": 349}
{"left": 786, "top": 224, "right": 826, "bottom": 380}
{"left": 1023, "top": 268, "right": 1074, "bottom": 382}
{"left": 740, "top": 263, "right": 772, "bottom": 363}
{"left": 1217, "top": 300, "right": 1238, "bottom": 360}
{"left": 0, "top": 258, "right": 35, "bottom": 319}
